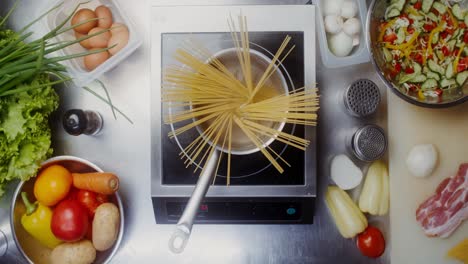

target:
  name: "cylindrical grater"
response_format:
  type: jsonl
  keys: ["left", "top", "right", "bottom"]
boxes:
{"left": 343, "top": 79, "right": 381, "bottom": 117}
{"left": 349, "top": 124, "right": 387, "bottom": 162}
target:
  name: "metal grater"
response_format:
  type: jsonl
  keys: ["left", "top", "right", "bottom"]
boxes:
{"left": 344, "top": 79, "right": 381, "bottom": 117}
{"left": 351, "top": 125, "right": 387, "bottom": 162}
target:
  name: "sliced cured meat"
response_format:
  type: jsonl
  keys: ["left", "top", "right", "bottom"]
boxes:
{"left": 415, "top": 163, "right": 468, "bottom": 238}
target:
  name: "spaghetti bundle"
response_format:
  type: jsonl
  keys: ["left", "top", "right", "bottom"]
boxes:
{"left": 163, "top": 16, "right": 319, "bottom": 183}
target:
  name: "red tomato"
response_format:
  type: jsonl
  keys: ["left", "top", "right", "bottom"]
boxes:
{"left": 453, "top": 48, "right": 460, "bottom": 56}
{"left": 440, "top": 31, "right": 449, "bottom": 40}
{"left": 405, "top": 67, "right": 415, "bottom": 74}
{"left": 413, "top": 1, "right": 422, "bottom": 10}
{"left": 435, "top": 88, "right": 443, "bottom": 97}
{"left": 356, "top": 226, "right": 386, "bottom": 258}
{"left": 51, "top": 200, "right": 89, "bottom": 242}
{"left": 407, "top": 27, "right": 415, "bottom": 34}
{"left": 394, "top": 63, "right": 402, "bottom": 73}
{"left": 413, "top": 53, "right": 423, "bottom": 64}
{"left": 76, "top": 190, "right": 108, "bottom": 218}
{"left": 464, "top": 31, "right": 468, "bottom": 43}
{"left": 460, "top": 22, "right": 467, "bottom": 29}
{"left": 442, "top": 46, "right": 450, "bottom": 56}
{"left": 423, "top": 22, "right": 436, "bottom": 32}
{"left": 383, "top": 33, "right": 397, "bottom": 43}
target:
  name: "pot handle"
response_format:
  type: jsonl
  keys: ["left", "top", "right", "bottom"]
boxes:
{"left": 168, "top": 151, "right": 219, "bottom": 254}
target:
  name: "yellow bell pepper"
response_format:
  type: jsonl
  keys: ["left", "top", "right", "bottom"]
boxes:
{"left": 20, "top": 192, "right": 62, "bottom": 249}
{"left": 453, "top": 43, "right": 466, "bottom": 73}
{"left": 385, "top": 31, "right": 420, "bottom": 50}
{"left": 378, "top": 17, "right": 398, "bottom": 42}
{"left": 325, "top": 186, "right": 368, "bottom": 238}
{"left": 447, "top": 238, "right": 468, "bottom": 263}
{"left": 358, "top": 160, "right": 389, "bottom": 216}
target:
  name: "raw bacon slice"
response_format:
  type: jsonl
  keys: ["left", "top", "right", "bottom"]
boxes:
{"left": 415, "top": 163, "right": 468, "bottom": 238}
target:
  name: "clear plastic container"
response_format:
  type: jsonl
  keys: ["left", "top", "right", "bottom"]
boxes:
{"left": 38, "top": 0, "right": 142, "bottom": 87}
{"left": 315, "top": 0, "right": 370, "bottom": 68}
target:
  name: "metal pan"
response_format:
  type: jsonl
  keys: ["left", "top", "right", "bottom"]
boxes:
{"left": 168, "top": 48, "right": 289, "bottom": 253}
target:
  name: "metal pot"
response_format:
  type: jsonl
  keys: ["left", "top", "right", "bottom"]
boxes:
{"left": 168, "top": 48, "right": 289, "bottom": 253}
{"left": 366, "top": 0, "right": 468, "bottom": 108}
{"left": 0, "top": 156, "right": 124, "bottom": 264}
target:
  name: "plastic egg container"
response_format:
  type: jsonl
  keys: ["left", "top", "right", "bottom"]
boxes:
{"left": 39, "top": 0, "right": 142, "bottom": 87}
{"left": 315, "top": 0, "right": 369, "bottom": 68}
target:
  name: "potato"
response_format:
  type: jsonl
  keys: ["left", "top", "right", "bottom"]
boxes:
{"left": 92, "top": 203, "right": 120, "bottom": 251}
{"left": 50, "top": 240, "right": 96, "bottom": 264}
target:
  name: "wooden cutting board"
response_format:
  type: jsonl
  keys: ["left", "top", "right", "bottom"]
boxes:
{"left": 388, "top": 92, "right": 468, "bottom": 264}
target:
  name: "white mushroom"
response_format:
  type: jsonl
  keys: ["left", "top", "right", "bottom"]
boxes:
{"left": 352, "top": 34, "right": 360, "bottom": 46}
{"left": 324, "top": 0, "right": 344, "bottom": 16}
{"left": 324, "top": 15, "right": 344, "bottom": 34}
{"left": 341, "top": 0, "right": 359, "bottom": 19}
{"left": 343, "top": 17, "right": 361, "bottom": 36}
{"left": 328, "top": 31, "right": 354, "bottom": 57}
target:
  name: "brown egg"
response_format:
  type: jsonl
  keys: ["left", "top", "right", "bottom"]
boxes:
{"left": 74, "top": 32, "right": 93, "bottom": 49}
{"left": 95, "top": 5, "right": 113, "bottom": 29}
{"left": 108, "top": 24, "right": 129, "bottom": 55}
{"left": 87, "top": 27, "right": 111, "bottom": 48}
{"left": 109, "top": 23, "right": 128, "bottom": 35}
{"left": 84, "top": 49, "right": 110, "bottom": 71}
{"left": 71, "top": 9, "right": 98, "bottom": 34}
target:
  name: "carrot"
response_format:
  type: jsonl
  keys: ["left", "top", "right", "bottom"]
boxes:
{"left": 72, "top": 172, "right": 119, "bottom": 195}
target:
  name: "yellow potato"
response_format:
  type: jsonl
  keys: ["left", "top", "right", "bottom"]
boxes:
{"left": 50, "top": 240, "right": 96, "bottom": 264}
{"left": 92, "top": 203, "right": 120, "bottom": 251}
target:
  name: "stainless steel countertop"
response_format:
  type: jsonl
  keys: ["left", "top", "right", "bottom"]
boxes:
{"left": 0, "top": 0, "right": 390, "bottom": 263}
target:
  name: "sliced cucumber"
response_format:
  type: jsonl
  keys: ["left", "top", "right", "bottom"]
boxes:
{"left": 423, "top": 66, "right": 430, "bottom": 73}
{"left": 446, "top": 63, "right": 454, "bottom": 79}
{"left": 432, "top": 2, "right": 446, "bottom": 14}
{"left": 410, "top": 0, "right": 417, "bottom": 4}
{"left": 452, "top": 4, "right": 465, "bottom": 20}
{"left": 464, "top": 46, "right": 468, "bottom": 56}
{"left": 391, "top": 0, "right": 406, "bottom": 11}
{"left": 428, "top": 59, "right": 445, "bottom": 75}
{"left": 427, "top": 71, "right": 441, "bottom": 81}
{"left": 432, "top": 31, "right": 440, "bottom": 44}
{"left": 409, "top": 13, "right": 424, "bottom": 21}
{"left": 386, "top": 8, "right": 401, "bottom": 19}
{"left": 421, "top": 78, "right": 438, "bottom": 89}
{"left": 409, "top": 74, "right": 428, "bottom": 83}
{"left": 427, "top": 12, "right": 439, "bottom": 22}
{"left": 422, "top": 0, "right": 434, "bottom": 13}
{"left": 413, "top": 62, "right": 422, "bottom": 74}
{"left": 395, "top": 27, "right": 406, "bottom": 44}
{"left": 440, "top": 78, "right": 456, "bottom": 87}
{"left": 383, "top": 47, "right": 393, "bottom": 62}
{"left": 450, "top": 28, "right": 461, "bottom": 41}
{"left": 448, "top": 39, "right": 457, "bottom": 51}
{"left": 436, "top": 49, "right": 444, "bottom": 61}
{"left": 456, "top": 70, "right": 468, "bottom": 85}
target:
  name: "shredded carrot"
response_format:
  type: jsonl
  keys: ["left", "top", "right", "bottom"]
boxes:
{"left": 72, "top": 172, "right": 119, "bottom": 195}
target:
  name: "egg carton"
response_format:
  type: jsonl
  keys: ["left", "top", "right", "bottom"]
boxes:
{"left": 37, "top": 0, "right": 142, "bottom": 87}
{"left": 315, "top": 0, "right": 370, "bottom": 68}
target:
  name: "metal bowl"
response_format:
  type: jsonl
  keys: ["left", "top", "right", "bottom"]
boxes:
{"left": 366, "top": 0, "right": 468, "bottom": 108}
{"left": 9, "top": 156, "right": 124, "bottom": 264}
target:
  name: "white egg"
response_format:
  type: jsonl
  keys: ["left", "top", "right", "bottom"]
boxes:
{"left": 324, "top": 15, "right": 344, "bottom": 34}
{"left": 406, "top": 144, "right": 438, "bottom": 178}
{"left": 328, "top": 31, "right": 354, "bottom": 57}
{"left": 323, "top": 0, "right": 344, "bottom": 16}
{"left": 343, "top": 17, "right": 361, "bottom": 36}
{"left": 341, "top": 0, "right": 359, "bottom": 19}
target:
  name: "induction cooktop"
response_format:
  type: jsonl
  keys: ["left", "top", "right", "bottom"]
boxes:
{"left": 151, "top": 5, "right": 316, "bottom": 224}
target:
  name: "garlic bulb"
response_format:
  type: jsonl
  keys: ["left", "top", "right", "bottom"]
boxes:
{"left": 406, "top": 144, "right": 438, "bottom": 178}
{"left": 324, "top": 15, "right": 344, "bottom": 34}
{"left": 341, "top": 0, "right": 358, "bottom": 19}
{"left": 343, "top": 17, "right": 361, "bottom": 36}
{"left": 328, "top": 31, "right": 354, "bottom": 57}
{"left": 324, "top": 0, "right": 344, "bottom": 16}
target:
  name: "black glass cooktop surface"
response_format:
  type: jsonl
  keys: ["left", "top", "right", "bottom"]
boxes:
{"left": 161, "top": 31, "right": 305, "bottom": 186}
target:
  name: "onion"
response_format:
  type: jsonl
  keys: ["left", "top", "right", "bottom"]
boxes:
{"left": 331, "top": 154, "right": 363, "bottom": 190}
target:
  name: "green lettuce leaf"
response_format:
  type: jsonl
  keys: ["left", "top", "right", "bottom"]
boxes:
{"left": 0, "top": 74, "right": 58, "bottom": 196}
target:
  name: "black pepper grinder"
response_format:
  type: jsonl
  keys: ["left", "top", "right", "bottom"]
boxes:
{"left": 63, "top": 109, "right": 103, "bottom": 136}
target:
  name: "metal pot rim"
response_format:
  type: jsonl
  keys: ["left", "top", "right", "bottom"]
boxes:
{"left": 9, "top": 155, "right": 124, "bottom": 264}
